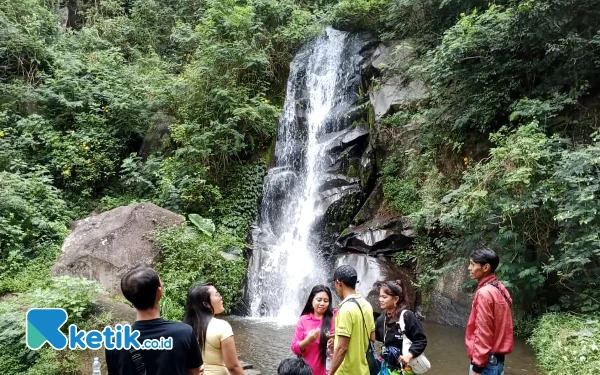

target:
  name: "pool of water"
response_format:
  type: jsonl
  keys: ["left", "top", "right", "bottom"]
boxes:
{"left": 226, "top": 316, "right": 542, "bottom": 375}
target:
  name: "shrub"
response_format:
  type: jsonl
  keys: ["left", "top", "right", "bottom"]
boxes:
{"left": 154, "top": 225, "right": 247, "bottom": 320}
{"left": 328, "top": 0, "right": 387, "bottom": 32}
{"left": 530, "top": 313, "right": 600, "bottom": 375}
{"left": 0, "top": 277, "right": 105, "bottom": 375}
{"left": 0, "top": 169, "right": 69, "bottom": 288}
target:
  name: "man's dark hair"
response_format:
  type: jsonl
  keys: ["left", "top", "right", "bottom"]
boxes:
{"left": 470, "top": 247, "right": 500, "bottom": 273}
{"left": 277, "top": 358, "right": 313, "bottom": 375}
{"left": 121, "top": 264, "right": 161, "bottom": 310}
{"left": 332, "top": 265, "right": 358, "bottom": 289}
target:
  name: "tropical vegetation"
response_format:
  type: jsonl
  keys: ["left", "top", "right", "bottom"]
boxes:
{"left": 1, "top": 0, "right": 599, "bottom": 373}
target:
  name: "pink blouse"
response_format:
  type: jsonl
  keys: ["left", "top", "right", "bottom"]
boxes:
{"left": 291, "top": 313, "right": 336, "bottom": 375}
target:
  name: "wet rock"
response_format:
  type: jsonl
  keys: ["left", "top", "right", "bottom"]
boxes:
{"left": 358, "top": 143, "right": 376, "bottom": 190}
{"left": 342, "top": 126, "right": 370, "bottom": 150}
{"left": 367, "top": 40, "right": 428, "bottom": 120}
{"left": 335, "top": 212, "right": 415, "bottom": 256}
{"left": 51, "top": 203, "right": 184, "bottom": 293}
{"left": 353, "top": 182, "right": 384, "bottom": 226}
{"left": 320, "top": 185, "right": 363, "bottom": 234}
{"left": 240, "top": 361, "right": 253, "bottom": 370}
{"left": 370, "top": 78, "right": 427, "bottom": 120}
{"left": 333, "top": 253, "right": 416, "bottom": 313}
{"left": 424, "top": 264, "right": 473, "bottom": 327}
{"left": 324, "top": 125, "right": 370, "bottom": 155}
{"left": 219, "top": 251, "right": 242, "bottom": 261}
{"left": 325, "top": 144, "right": 360, "bottom": 174}
{"left": 320, "top": 174, "right": 360, "bottom": 192}
{"left": 317, "top": 125, "right": 375, "bottom": 236}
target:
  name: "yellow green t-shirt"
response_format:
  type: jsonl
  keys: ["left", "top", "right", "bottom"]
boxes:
{"left": 334, "top": 294, "right": 375, "bottom": 375}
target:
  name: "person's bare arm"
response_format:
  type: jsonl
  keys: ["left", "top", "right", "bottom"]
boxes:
{"left": 328, "top": 335, "right": 350, "bottom": 375}
{"left": 221, "top": 336, "right": 245, "bottom": 375}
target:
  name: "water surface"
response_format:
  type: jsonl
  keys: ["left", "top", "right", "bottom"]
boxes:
{"left": 227, "top": 317, "right": 541, "bottom": 375}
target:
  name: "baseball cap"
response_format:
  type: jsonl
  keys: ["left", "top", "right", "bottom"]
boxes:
{"left": 330, "top": 265, "right": 359, "bottom": 285}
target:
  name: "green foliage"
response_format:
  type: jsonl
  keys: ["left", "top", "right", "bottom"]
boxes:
{"left": 1, "top": 0, "right": 322, "bottom": 238}
{"left": 381, "top": 149, "right": 449, "bottom": 226}
{"left": 0, "top": 248, "right": 59, "bottom": 295}
{"left": 30, "top": 276, "right": 105, "bottom": 324}
{"left": 0, "top": 276, "right": 105, "bottom": 375}
{"left": 328, "top": 0, "right": 386, "bottom": 32}
{"left": 383, "top": 176, "right": 421, "bottom": 215}
{"left": 119, "top": 153, "right": 163, "bottom": 196}
{"left": 0, "top": 169, "right": 69, "bottom": 285}
{"left": 154, "top": 227, "right": 247, "bottom": 321}
{"left": 550, "top": 137, "right": 600, "bottom": 313}
{"left": 379, "top": 0, "right": 492, "bottom": 44}
{"left": 0, "top": 17, "right": 171, "bottom": 200}
{"left": 416, "top": 0, "right": 600, "bottom": 141}
{"left": 188, "top": 214, "right": 216, "bottom": 237}
{"left": 0, "top": 0, "right": 57, "bottom": 82}
{"left": 214, "top": 160, "right": 267, "bottom": 237}
{"left": 434, "top": 123, "right": 600, "bottom": 313}
{"left": 100, "top": 194, "right": 142, "bottom": 212}
{"left": 394, "top": 237, "right": 449, "bottom": 296}
{"left": 22, "top": 347, "right": 79, "bottom": 375}
{"left": 368, "top": 0, "right": 600, "bottom": 322}
{"left": 171, "top": 1, "right": 281, "bottom": 172}
{"left": 530, "top": 313, "right": 600, "bottom": 375}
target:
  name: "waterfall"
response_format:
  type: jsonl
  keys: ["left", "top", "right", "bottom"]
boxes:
{"left": 246, "top": 28, "right": 366, "bottom": 321}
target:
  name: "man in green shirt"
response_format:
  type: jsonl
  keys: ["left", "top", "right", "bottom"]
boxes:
{"left": 328, "top": 265, "right": 375, "bottom": 375}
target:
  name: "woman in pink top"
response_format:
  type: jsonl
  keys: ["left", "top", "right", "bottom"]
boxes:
{"left": 291, "top": 285, "right": 336, "bottom": 375}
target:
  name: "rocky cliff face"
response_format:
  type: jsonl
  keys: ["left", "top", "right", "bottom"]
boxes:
{"left": 326, "top": 39, "right": 426, "bottom": 256}
{"left": 328, "top": 38, "right": 471, "bottom": 327}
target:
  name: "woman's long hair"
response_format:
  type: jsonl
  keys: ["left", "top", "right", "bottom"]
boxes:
{"left": 380, "top": 280, "right": 409, "bottom": 329}
{"left": 300, "top": 285, "right": 334, "bottom": 365}
{"left": 183, "top": 282, "right": 215, "bottom": 351}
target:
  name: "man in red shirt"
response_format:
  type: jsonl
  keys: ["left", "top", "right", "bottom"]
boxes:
{"left": 465, "top": 247, "right": 514, "bottom": 375}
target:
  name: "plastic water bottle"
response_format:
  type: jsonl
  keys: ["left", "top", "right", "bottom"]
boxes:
{"left": 92, "top": 357, "right": 101, "bottom": 375}
{"left": 325, "top": 341, "right": 334, "bottom": 371}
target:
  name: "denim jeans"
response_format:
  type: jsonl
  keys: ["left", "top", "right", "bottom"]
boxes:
{"left": 469, "top": 361, "right": 505, "bottom": 375}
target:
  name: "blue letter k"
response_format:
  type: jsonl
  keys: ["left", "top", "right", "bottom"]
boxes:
{"left": 123, "top": 325, "right": 141, "bottom": 349}
{"left": 26, "top": 308, "right": 68, "bottom": 350}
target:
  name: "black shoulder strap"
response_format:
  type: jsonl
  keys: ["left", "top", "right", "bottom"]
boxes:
{"left": 484, "top": 281, "right": 512, "bottom": 306}
{"left": 129, "top": 347, "right": 147, "bottom": 375}
{"left": 349, "top": 297, "right": 371, "bottom": 349}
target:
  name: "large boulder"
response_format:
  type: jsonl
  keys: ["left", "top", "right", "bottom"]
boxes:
{"left": 424, "top": 264, "right": 473, "bottom": 327}
{"left": 51, "top": 203, "right": 184, "bottom": 293}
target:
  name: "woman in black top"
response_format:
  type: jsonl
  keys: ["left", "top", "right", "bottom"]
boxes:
{"left": 375, "top": 280, "right": 427, "bottom": 374}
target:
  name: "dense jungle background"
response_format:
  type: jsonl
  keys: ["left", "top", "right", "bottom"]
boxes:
{"left": 1, "top": 0, "right": 599, "bottom": 373}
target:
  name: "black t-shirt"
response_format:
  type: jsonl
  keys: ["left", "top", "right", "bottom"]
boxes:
{"left": 105, "top": 318, "right": 202, "bottom": 375}
{"left": 375, "top": 310, "right": 427, "bottom": 357}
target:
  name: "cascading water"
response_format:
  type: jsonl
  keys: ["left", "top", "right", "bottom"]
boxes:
{"left": 246, "top": 28, "right": 368, "bottom": 321}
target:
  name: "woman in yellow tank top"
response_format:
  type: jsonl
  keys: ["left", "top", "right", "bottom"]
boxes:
{"left": 184, "top": 282, "right": 245, "bottom": 375}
